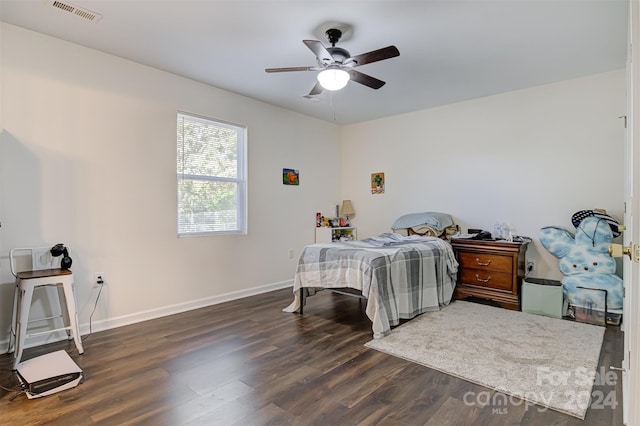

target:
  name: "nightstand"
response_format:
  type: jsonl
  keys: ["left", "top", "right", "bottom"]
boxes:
{"left": 451, "top": 238, "right": 529, "bottom": 310}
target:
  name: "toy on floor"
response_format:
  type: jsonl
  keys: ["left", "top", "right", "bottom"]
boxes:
{"left": 539, "top": 214, "right": 623, "bottom": 311}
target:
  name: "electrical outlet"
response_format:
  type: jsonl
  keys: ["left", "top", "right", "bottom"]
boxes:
{"left": 526, "top": 261, "right": 535, "bottom": 274}
{"left": 94, "top": 272, "right": 105, "bottom": 287}
{"left": 288, "top": 249, "right": 294, "bottom": 259}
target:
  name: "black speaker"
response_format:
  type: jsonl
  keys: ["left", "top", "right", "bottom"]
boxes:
{"left": 50, "top": 244, "right": 72, "bottom": 269}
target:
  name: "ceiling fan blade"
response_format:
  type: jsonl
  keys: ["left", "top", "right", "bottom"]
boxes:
{"left": 348, "top": 70, "right": 386, "bottom": 89}
{"left": 350, "top": 45, "right": 400, "bottom": 67}
{"left": 308, "top": 81, "right": 324, "bottom": 96}
{"left": 265, "top": 66, "right": 316, "bottom": 73}
{"left": 303, "top": 40, "right": 334, "bottom": 64}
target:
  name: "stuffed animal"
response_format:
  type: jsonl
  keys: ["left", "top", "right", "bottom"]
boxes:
{"left": 539, "top": 216, "right": 623, "bottom": 310}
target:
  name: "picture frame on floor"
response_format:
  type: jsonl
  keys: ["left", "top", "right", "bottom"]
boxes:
{"left": 574, "top": 287, "right": 607, "bottom": 326}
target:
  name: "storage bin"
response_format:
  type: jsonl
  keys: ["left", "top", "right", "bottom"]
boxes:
{"left": 573, "top": 287, "right": 607, "bottom": 326}
{"left": 522, "top": 278, "right": 563, "bottom": 319}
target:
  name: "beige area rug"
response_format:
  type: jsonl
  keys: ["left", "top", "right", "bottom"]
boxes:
{"left": 365, "top": 301, "right": 605, "bottom": 419}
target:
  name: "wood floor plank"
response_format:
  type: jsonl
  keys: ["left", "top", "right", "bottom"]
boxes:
{"left": 363, "top": 364, "right": 458, "bottom": 424}
{"left": 425, "top": 396, "right": 481, "bottom": 426}
{"left": 233, "top": 402, "right": 295, "bottom": 426}
{"left": 125, "top": 379, "right": 256, "bottom": 426}
{"left": 0, "top": 288, "right": 624, "bottom": 425}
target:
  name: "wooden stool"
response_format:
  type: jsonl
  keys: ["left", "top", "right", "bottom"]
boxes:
{"left": 9, "top": 248, "right": 84, "bottom": 370}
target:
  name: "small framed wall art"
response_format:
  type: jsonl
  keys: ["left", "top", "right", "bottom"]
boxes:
{"left": 283, "top": 168, "right": 299, "bottom": 185}
{"left": 371, "top": 172, "right": 385, "bottom": 194}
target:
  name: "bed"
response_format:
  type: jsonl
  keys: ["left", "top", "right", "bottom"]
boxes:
{"left": 283, "top": 213, "right": 459, "bottom": 338}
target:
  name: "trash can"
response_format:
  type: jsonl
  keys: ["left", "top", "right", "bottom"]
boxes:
{"left": 522, "top": 278, "right": 563, "bottom": 319}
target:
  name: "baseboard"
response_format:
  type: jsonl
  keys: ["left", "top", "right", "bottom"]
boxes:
{"left": 0, "top": 280, "right": 293, "bottom": 354}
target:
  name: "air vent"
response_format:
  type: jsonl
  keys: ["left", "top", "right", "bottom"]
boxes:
{"left": 48, "top": 1, "right": 102, "bottom": 22}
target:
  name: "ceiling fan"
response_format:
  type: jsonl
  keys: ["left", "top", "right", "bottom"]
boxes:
{"left": 265, "top": 28, "right": 400, "bottom": 97}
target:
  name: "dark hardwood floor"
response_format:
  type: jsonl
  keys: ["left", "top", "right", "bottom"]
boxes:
{"left": 0, "top": 288, "right": 624, "bottom": 425}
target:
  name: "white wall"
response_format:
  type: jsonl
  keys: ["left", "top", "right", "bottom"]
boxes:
{"left": 340, "top": 70, "right": 626, "bottom": 279}
{"left": 0, "top": 23, "right": 341, "bottom": 344}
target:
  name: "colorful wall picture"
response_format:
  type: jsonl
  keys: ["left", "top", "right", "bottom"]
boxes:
{"left": 283, "top": 168, "right": 299, "bottom": 185}
{"left": 371, "top": 172, "right": 385, "bottom": 194}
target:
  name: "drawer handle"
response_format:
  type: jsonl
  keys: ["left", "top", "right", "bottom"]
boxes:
{"left": 475, "top": 258, "right": 492, "bottom": 266}
{"left": 475, "top": 274, "right": 492, "bottom": 283}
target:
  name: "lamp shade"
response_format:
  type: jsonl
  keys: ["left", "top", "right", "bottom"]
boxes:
{"left": 317, "top": 69, "right": 350, "bottom": 91}
{"left": 341, "top": 200, "right": 355, "bottom": 217}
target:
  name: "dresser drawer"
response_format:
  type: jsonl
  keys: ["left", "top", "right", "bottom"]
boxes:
{"left": 457, "top": 251, "right": 513, "bottom": 274}
{"left": 451, "top": 239, "right": 528, "bottom": 310}
{"left": 459, "top": 269, "right": 513, "bottom": 291}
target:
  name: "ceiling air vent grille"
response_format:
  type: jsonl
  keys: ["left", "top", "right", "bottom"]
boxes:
{"left": 49, "top": 1, "right": 102, "bottom": 22}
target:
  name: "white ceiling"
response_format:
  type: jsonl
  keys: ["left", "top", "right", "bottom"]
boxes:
{"left": 0, "top": 0, "right": 629, "bottom": 125}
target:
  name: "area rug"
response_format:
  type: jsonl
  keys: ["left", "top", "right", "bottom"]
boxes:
{"left": 365, "top": 301, "right": 605, "bottom": 419}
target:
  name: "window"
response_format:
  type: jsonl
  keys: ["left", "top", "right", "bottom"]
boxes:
{"left": 177, "top": 112, "right": 247, "bottom": 236}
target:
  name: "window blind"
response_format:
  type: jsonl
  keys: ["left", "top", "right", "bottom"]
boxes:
{"left": 177, "top": 112, "right": 247, "bottom": 235}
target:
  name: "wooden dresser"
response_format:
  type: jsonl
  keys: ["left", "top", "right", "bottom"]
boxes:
{"left": 451, "top": 238, "right": 529, "bottom": 310}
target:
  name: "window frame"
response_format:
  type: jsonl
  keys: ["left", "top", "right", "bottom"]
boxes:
{"left": 176, "top": 111, "right": 247, "bottom": 237}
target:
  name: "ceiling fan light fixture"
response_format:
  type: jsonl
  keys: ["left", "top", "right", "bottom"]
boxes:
{"left": 317, "top": 68, "right": 350, "bottom": 91}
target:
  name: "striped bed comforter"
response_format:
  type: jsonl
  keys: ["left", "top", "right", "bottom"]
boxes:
{"left": 285, "top": 233, "right": 459, "bottom": 338}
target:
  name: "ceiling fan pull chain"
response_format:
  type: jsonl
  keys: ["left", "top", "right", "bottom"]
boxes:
{"left": 330, "top": 91, "right": 336, "bottom": 121}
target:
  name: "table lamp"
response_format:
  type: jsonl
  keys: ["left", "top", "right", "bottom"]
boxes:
{"left": 341, "top": 200, "right": 355, "bottom": 225}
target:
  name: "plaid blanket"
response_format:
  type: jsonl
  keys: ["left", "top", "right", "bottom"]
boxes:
{"left": 285, "top": 233, "right": 458, "bottom": 338}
